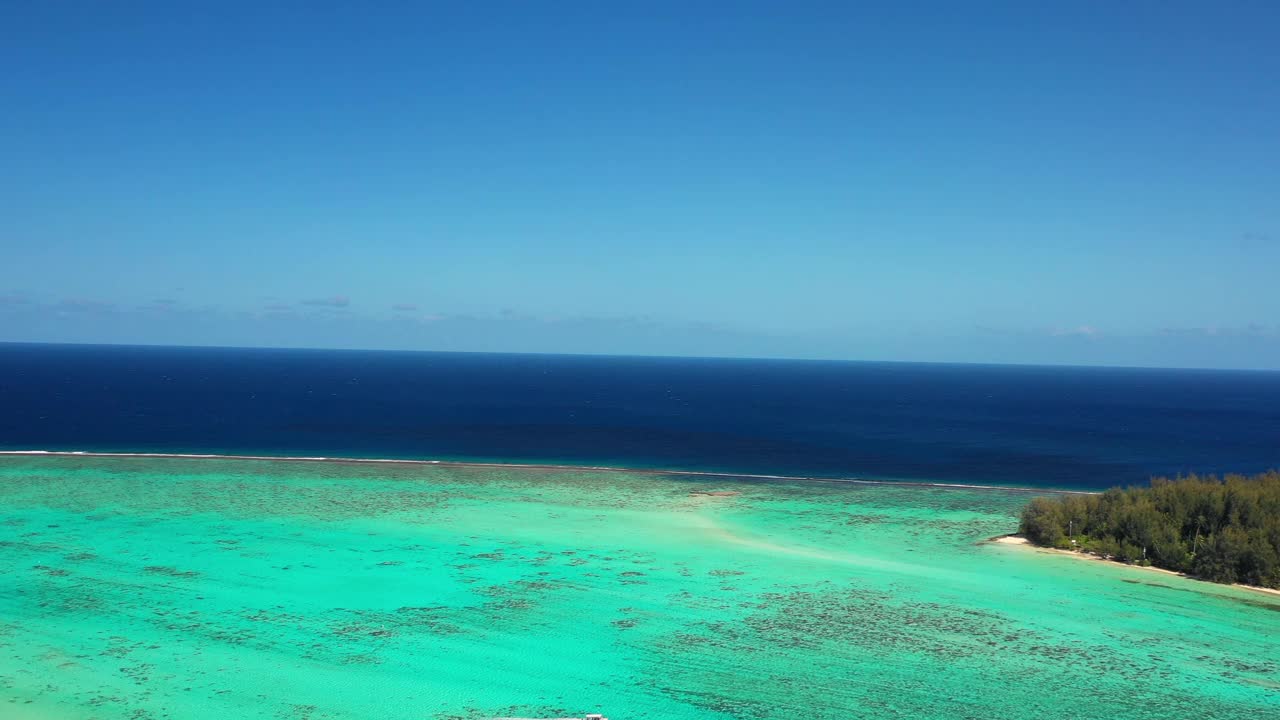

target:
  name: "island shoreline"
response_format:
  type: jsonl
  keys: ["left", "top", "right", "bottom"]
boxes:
{"left": 990, "top": 534, "right": 1280, "bottom": 598}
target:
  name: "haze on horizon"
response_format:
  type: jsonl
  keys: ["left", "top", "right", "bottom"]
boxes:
{"left": 3, "top": 3, "right": 1278, "bottom": 369}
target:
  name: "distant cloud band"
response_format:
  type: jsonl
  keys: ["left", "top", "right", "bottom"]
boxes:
{"left": 301, "top": 295, "right": 350, "bottom": 308}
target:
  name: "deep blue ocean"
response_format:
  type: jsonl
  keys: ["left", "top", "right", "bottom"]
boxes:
{"left": 1, "top": 343, "right": 1277, "bottom": 489}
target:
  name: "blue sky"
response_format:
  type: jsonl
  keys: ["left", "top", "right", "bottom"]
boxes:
{"left": 2, "top": 3, "right": 1278, "bottom": 368}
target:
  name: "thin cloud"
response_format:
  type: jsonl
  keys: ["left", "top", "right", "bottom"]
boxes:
{"left": 301, "top": 295, "right": 350, "bottom": 308}
{"left": 140, "top": 298, "right": 181, "bottom": 312}
{"left": 973, "top": 323, "right": 1101, "bottom": 338}
{"left": 392, "top": 303, "right": 418, "bottom": 312}
{"left": 972, "top": 323, "right": 1017, "bottom": 336}
{"left": 1160, "top": 324, "right": 1274, "bottom": 338}
{"left": 57, "top": 298, "right": 115, "bottom": 312}
{"left": 1050, "top": 325, "right": 1100, "bottom": 338}
{"left": 497, "top": 308, "right": 537, "bottom": 321}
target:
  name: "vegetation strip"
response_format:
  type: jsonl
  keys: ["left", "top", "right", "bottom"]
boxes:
{"left": 1019, "top": 471, "right": 1280, "bottom": 589}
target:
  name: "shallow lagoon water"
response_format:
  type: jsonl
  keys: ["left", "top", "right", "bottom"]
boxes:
{"left": 1, "top": 455, "right": 1277, "bottom": 719}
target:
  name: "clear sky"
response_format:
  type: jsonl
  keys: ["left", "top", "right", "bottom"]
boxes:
{"left": 2, "top": 2, "right": 1278, "bottom": 368}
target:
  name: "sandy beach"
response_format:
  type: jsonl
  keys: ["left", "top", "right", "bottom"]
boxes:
{"left": 992, "top": 534, "right": 1280, "bottom": 597}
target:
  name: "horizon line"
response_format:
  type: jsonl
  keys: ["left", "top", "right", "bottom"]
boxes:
{"left": 2, "top": 339, "right": 1278, "bottom": 375}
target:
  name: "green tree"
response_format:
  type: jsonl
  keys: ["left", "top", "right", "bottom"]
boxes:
{"left": 1018, "top": 471, "right": 1280, "bottom": 589}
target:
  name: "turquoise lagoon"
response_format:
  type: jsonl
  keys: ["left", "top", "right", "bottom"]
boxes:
{"left": 0, "top": 455, "right": 1276, "bottom": 719}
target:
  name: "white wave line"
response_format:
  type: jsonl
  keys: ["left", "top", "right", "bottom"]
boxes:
{"left": 0, "top": 450, "right": 1097, "bottom": 494}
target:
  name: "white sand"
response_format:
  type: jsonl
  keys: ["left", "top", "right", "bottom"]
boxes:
{"left": 992, "top": 535, "right": 1280, "bottom": 597}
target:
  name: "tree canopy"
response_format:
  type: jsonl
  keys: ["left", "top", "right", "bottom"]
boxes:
{"left": 1019, "top": 471, "right": 1280, "bottom": 588}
